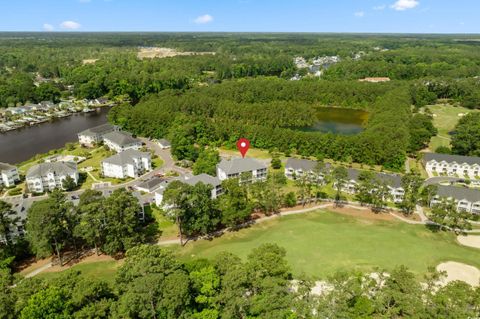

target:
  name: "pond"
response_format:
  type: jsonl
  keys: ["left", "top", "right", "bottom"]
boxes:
{"left": 298, "top": 107, "right": 369, "bottom": 135}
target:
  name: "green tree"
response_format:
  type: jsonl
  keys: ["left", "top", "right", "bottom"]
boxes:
{"left": 0, "top": 201, "right": 18, "bottom": 249}
{"left": 218, "top": 179, "right": 253, "bottom": 228}
{"left": 451, "top": 113, "right": 480, "bottom": 156}
{"left": 101, "top": 188, "right": 144, "bottom": 255}
{"left": 283, "top": 192, "right": 297, "bottom": 207}
{"left": 74, "top": 190, "right": 106, "bottom": 255}
{"left": 61, "top": 176, "right": 77, "bottom": 191}
{"left": 26, "top": 190, "right": 75, "bottom": 265}
{"left": 192, "top": 149, "right": 220, "bottom": 176}
{"left": 331, "top": 166, "right": 348, "bottom": 204}
{"left": 430, "top": 198, "right": 472, "bottom": 233}
{"left": 270, "top": 156, "right": 282, "bottom": 170}
{"left": 355, "top": 171, "right": 375, "bottom": 206}
{"left": 20, "top": 286, "right": 72, "bottom": 319}
{"left": 400, "top": 171, "right": 424, "bottom": 215}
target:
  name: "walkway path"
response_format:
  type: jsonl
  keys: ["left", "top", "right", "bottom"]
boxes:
{"left": 24, "top": 262, "right": 52, "bottom": 278}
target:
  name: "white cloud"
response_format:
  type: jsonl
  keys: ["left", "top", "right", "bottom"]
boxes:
{"left": 194, "top": 14, "right": 213, "bottom": 24}
{"left": 373, "top": 5, "right": 386, "bottom": 11}
{"left": 43, "top": 23, "right": 54, "bottom": 31}
{"left": 60, "top": 20, "right": 81, "bottom": 30}
{"left": 354, "top": 11, "right": 365, "bottom": 17}
{"left": 391, "top": 0, "right": 419, "bottom": 11}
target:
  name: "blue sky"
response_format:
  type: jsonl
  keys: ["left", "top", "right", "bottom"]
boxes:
{"left": 0, "top": 0, "right": 477, "bottom": 33}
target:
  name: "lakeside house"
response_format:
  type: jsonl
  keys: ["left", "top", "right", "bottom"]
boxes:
{"left": 26, "top": 162, "right": 78, "bottom": 193}
{"left": 216, "top": 157, "right": 268, "bottom": 183}
{"left": 431, "top": 185, "right": 480, "bottom": 214}
{"left": 103, "top": 131, "right": 142, "bottom": 153}
{"left": 284, "top": 158, "right": 330, "bottom": 182}
{"left": 158, "top": 138, "right": 171, "bottom": 149}
{"left": 78, "top": 123, "right": 119, "bottom": 147}
{"left": 101, "top": 149, "right": 152, "bottom": 179}
{"left": 0, "top": 162, "right": 20, "bottom": 188}
{"left": 341, "top": 168, "right": 405, "bottom": 203}
{"left": 154, "top": 173, "right": 222, "bottom": 207}
{"left": 424, "top": 153, "right": 480, "bottom": 179}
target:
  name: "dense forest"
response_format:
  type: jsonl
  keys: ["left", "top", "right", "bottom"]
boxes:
{"left": 109, "top": 78, "right": 423, "bottom": 170}
{"left": 1, "top": 33, "right": 479, "bottom": 107}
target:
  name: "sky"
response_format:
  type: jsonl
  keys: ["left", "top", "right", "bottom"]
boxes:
{"left": 0, "top": 0, "right": 478, "bottom": 34}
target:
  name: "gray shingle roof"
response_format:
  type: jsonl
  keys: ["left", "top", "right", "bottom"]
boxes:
{"left": 217, "top": 158, "right": 267, "bottom": 175}
{"left": 0, "top": 162, "right": 16, "bottom": 172}
{"left": 347, "top": 168, "right": 402, "bottom": 188}
{"left": 285, "top": 158, "right": 331, "bottom": 172}
{"left": 436, "top": 185, "right": 480, "bottom": 203}
{"left": 79, "top": 123, "right": 116, "bottom": 137}
{"left": 183, "top": 174, "right": 221, "bottom": 187}
{"left": 103, "top": 131, "right": 140, "bottom": 147}
{"left": 424, "top": 153, "right": 480, "bottom": 166}
{"left": 102, "top": 149, "right": 150, "bottom": 166}
{"left": 26, "top": 162, "right": 77, "bottom": 179}
{"left": 136, "top": 177, "right": 166, "bottom": 192}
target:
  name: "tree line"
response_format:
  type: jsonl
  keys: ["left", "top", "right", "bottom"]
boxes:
{"left": 1, "top": 243, "right": 480, "bottom": 318}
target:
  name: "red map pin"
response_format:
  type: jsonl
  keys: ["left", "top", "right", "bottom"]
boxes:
{"left": 236, "top": 138, "right": 250, "bottom": 158}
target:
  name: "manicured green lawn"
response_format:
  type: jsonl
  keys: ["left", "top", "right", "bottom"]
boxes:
{"left": 176, "top": 211, "right": 480, "bottom": 279}
{"left": 427, "top": 103, "right": 479, "bottom": 151}
{"left": 36, "top": 260, "right": 120, "bottom": 284}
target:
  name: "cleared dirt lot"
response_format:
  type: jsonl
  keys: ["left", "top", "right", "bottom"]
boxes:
{"left": 137, "top": 47, "right": 215, "bottom": 59}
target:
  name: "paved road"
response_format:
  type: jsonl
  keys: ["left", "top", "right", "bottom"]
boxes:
{"left": 424, "top": 176, "right": 463, "bottom": 186}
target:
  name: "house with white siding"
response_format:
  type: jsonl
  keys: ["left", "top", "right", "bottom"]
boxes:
{"left": 342, "top": 168, "right": 405, "bottom": 203}
{"left": 26, "top": 162, "right": 78, "bottom": 193}
{"left": 284, "top": 158, "right": 330, "bottom": 182}
{"left": 216, "top": 158, "right": 267, "bottom": 183}
{"left": 103, "top": 131, "right": 142, "bottom": 153}
{"left": 101, "top": 149, "right": 151, "bottom": 179}
{"left": 431, "top": 185, "right": 480, "bottom": 214}
{"left": 154, "top": 173, "right": 222, "bottom": 208}
{"left": 0, "top": 162, "right": 20, "bottom": 188}
{"left": 424, "top": 153, "right": 480, "bottom": 179}
{"left": 78, "top": 123, "right": 119, "bottom": 147}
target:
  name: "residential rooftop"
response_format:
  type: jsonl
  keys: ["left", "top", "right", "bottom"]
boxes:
{"left": 26, "top": 161, "right": 77, "bottom": 179}
{"left": 436, "top": 185, "right": 480, "bottom": 203}
{"left": 103, "top": 149, "right": 150, "bottom": 166}
{"left": 103, "top": 131, "right": 140, "bottom": 147}
{"left": 423, "top": 153, "right": 480, "bottom": 166}
{"left": 285, "top": 158, "right": 331, "bottom": 172}
{"left": 182, "top": 173, "right": 221, "bottom": 187}
{"left": 79, "top": 123, "right": 116, "bottom": 137}
{"left": 217, "top": 157, "right": 267, "bottom": 175}
{"left": 0, "top": 162, "right": 16, "bottom": 171}
{"left": 347, "top": 168, "right": 402, "bottom": 188}
{"left": 136, "top": 176, "right": 167, "bottom": 192}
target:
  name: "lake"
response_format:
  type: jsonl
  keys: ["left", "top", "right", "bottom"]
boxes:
{"left": 299, "top": 107, "right": 369, "bottom": 135}
{"left": 0, "top": 108, "right": 110, "bottom": 164}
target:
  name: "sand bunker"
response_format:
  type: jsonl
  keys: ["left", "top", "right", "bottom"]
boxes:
{"left": 457, "top": 235, "right": 480, "bottom": 249}
{"left": 436, "top": 261, "right": 480, "bottom": 286}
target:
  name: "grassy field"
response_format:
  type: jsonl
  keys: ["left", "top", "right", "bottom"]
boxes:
{"left": 176, "top": 211, "right": 480, "bottom": 279}
{"left": 31, "top": 210, "right": 480, "bottom": 282}
{"left": 36, "top": 260, "right": 120, "bottom": 284}
{"left": 427, "top": 103, "right": 479, "bottom": 151}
